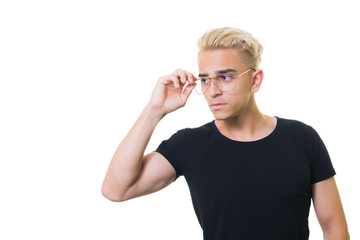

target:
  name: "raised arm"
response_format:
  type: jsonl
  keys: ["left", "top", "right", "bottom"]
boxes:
{"left": 101, "top": 69, "right": 197, "bottom": 202}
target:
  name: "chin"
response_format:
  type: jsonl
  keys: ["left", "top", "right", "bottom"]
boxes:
{"left": 213, "top": 112, "right": 232, "bottom": 121}
{"left": 215, "top": 117, "right": 232, "bottom": 121}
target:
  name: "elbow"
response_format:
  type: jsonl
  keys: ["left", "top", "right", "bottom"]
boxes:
{"left": 323, "top": 224, "right": 350, "bottom": 240}
{"left": 101, "top": 183, "right": 127, "bottom": 202}
{"left": 324, "top": 231, "right": 350, "bottom": 240}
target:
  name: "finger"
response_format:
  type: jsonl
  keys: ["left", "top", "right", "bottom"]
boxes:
{"left": 159, "top": 74, "right": 180, "bottom": 88}
{"left": 173, "top": 68, "right": 187, "bottom": 85}
{"left": 181, "top": 82, "right": 196, "bottom": 102}
{"left": 183, "top": 70, "right": 197, "bottom": 84}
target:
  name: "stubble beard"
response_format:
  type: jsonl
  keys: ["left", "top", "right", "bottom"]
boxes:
{"left": 212, "top": 110, "right": 233, "bottom": 121}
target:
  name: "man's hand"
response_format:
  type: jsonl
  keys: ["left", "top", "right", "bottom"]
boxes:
{"left": 148, "top": 68, "right": 197, "bottom": 117}
{"left": 102, "top": 69, "right": 197, "bottom": 202}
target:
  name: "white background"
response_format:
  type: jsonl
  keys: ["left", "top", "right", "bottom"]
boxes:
{"left": 0, "top": 0, "right": 359, "bottom": 239}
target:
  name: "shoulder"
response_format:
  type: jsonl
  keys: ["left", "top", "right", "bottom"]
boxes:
{"left": 157, "top": 121, "right": 215, "bottom": 156}
{"left": 276, "top": 116, "right": 329, "bottom": 158}
{"left": 276, "top": 116, "right": 325, "bottom": 148}
{"left": 277, "top": 116, "right": 318, "bottom": 137}
{"left": 165, "top": 121, "right": 214, "bottom": 144}
{"left": 277, "top": 116, "right": 312, "bottom": 129}
{"left": 173, "top": 121, "right": 215, "bottom": 140}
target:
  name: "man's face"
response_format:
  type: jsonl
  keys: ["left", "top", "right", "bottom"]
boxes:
{"left": 198, "top": 48, "right": 256, "bottom": 121}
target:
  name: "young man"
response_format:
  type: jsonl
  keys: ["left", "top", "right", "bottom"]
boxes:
{"left": 102, "top": 27, "right": 350, "bottom": 240}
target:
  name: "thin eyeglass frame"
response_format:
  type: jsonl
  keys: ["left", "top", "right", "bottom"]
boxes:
{"left": 195, "top": 68, "right": 255, "bottom": 95}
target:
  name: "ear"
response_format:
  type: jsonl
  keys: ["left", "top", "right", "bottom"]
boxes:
{"left": 250, "top": 69, "right": 264, "bottom": 93}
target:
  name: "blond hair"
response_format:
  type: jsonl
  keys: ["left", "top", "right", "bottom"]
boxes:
{"left": 197, "top": 27, "right": 263, "bottom": 68}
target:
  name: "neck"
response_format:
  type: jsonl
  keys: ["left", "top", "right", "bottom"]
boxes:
{"left": 215, "top": 98, "right": 275, "bottom": 142}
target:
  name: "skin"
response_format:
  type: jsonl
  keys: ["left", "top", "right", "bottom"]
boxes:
{"left": 312, "top": 177, "right": 350, "bottom": 239}
{"left": 102, "top": 48, "right": 349, "bottom": 239}
{"left": 198, "top": 48, "right": 276, "bottom": 141}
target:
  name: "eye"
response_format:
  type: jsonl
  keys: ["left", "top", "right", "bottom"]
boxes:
{"left": 219, "top": 74, "right": 233, "bottom": 81}
{"left": 200, "top": 78, "right": 210, "bottom": 84}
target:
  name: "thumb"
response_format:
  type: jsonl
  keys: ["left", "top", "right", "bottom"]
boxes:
{"left": 181, "top": 83, "right": 196, "bottom": 103}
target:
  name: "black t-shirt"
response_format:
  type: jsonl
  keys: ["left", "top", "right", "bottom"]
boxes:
{"left": 155, "top": 117, "right": 336, "bottom": 240}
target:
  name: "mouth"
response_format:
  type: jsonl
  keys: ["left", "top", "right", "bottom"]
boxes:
{"left": 210, "top": 103, "right": 227, "bottom": 110}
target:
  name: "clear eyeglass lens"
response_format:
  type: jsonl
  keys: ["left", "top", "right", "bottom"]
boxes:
{"left": 217, "top": 74, "right": 236, "bottom": 91}
{"left": 194, "top": 79, "right": 207, "bottom": 95}
{"left": 195, "top": 75, "right": 238, "bottom": 95}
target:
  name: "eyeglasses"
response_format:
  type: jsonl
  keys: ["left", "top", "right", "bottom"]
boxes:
{"left": 194, "top": 68, "right": 255, "bottom": 95}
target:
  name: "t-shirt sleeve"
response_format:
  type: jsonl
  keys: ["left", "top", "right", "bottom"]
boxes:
{"left": 309, "top": 127, "right": 336, "bottom": 184}
{"left": 155, "top": 129, "right": 185, "bottom": 181}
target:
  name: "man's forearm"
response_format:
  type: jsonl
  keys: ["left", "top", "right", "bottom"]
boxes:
{"left": 102, "top": 68, "right": 196, "bottom": 201}
{"left": 324, "top": 228, "right": 350, "bottom": 240}
{"left": 102, "top": 104, "right": 164, "bottom": 201}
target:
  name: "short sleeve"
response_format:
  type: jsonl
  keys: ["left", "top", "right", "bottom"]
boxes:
{"left": 155, "top": 129, "right": 185, "bottom": 181}
{"left": 310, "top": 128, "right": 336, "bottom": 184}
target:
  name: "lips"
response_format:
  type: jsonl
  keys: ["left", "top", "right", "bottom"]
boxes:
{"left": 210, "top": 103, "right": 227, "bottom": 109}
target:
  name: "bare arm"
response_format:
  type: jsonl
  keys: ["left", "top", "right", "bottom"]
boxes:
{"left": 101, "top": 69, "right": 197, "bottom": 202}
{"left": 312, "top": 176, "right": 350, "bottom": 240}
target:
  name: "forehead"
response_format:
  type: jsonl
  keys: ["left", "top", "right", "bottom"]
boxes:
{"left": 198, "top": 48, "right": 247, "bottom": 73}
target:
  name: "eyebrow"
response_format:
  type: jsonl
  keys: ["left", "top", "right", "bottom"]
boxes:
{"left": 198, "top": 69, "right": 237, "bottom": 77}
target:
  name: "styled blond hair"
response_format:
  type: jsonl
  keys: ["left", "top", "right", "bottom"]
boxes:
{"left": 197, "top": 27, "right": 263, "bottom": 68}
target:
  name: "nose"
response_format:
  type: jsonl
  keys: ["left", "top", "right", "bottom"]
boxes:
{"left": 208, "top": 80, "right": 222, "bottom": 97}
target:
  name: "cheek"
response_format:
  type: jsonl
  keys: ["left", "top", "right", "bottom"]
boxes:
{"left": 228, "top": 82, "right": 252, "bottom": 99}
{"left": 234, "top": 80, "right": 252, "bottom": 92}
{"left": 203, "top": 95, "right": 210, "bottom": 103}
{"left": 228, "top": 95, "right": 246, "bottom": 107}
{"left": 226, "top": 90, "right": 252, "bottom": 109}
